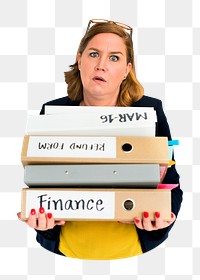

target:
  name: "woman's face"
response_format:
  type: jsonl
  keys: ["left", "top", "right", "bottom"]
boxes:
{"left": 77, "top": 33, "right": 132, "bottom": 104}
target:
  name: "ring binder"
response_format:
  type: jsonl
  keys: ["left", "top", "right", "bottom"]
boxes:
{"left": 24, "top": 163, "right": 161, "bottom": 187}
{"left": 21, "top": 188, "right": 172, "bottom": 221}
{"left": 21, "top": 135, "right": 169, "bottom": 166}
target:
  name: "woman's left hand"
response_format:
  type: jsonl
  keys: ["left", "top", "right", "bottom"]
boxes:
{"left": 119, "top": 211, "right": 176, "bottom": 231}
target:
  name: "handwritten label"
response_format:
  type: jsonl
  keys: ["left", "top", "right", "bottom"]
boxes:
{"left": 100, "top": 113, "right": 148, "bottom": 123}
{"left": 45, "top": 105, "right": 157, "bottom": 122}
{"left": 27, "top": 136, "right": 116, "bottom": 158}
{"left": 24, "top": 190, "right": 115, "bottom": 219}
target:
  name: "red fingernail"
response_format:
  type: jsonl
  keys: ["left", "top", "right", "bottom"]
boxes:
{"left": 144, "top": 212, "right": 149, "bottom": 218}
{"left": 31, "top": 209, "right": 36, "bottom": 215}
{"left": 171, "top": 213, "right": 174, "bottom": 218}
{"left": 39, "top": 207, "right": 45, "bottom": 214}
{"left": 135, "top": 218, "right": 140, "bottom": 223}
{"left": 47, "top": 213, "right": 52, "bottom": 219}
{"left": 155, "top": 212, "right": 160, "bottom": 218}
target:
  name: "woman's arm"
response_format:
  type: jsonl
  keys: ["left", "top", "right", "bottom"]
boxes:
{"left": 135, "top": 98, "right": 183, "bottom": 252}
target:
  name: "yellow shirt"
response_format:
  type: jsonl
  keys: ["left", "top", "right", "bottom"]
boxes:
{"left": 59, "top": 221, "right": 143, "bottom": 260}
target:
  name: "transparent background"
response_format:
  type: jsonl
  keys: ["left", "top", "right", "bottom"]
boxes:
{"left": 0, "top": 0, "right": 199, "bottom": 279}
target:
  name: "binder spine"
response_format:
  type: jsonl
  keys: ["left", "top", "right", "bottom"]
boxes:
{"left": 21, "top": 188, "right": 172, "bottom": 221}
{"left": 21, "top": 135, "right": 169, "bottom": 166}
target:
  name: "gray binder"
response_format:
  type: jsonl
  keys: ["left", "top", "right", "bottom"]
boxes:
{"left": 24, "top": 164, "right": 160, "bottom": 187}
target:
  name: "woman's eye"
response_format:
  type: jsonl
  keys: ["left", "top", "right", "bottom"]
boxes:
{"left": 110, "top": 55, "right": 119, "bottom": 62}
{"left": 90, "top": 52, "right": 99, "bottom": 57}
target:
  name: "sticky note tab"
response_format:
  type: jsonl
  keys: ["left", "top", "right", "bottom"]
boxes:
{"left": 157, "top": 184, "right": 179, "bottom": 190}
{"left": 168, "top": 140, "right": 179, "bottom": 146}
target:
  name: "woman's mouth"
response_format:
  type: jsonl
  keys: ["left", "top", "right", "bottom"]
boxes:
{"left": 93, "top": 76, "right": 106, "bottom": 82}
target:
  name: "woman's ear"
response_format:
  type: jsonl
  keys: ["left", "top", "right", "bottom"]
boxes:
{"left": 77, "top": 53, "right": 82, "bottom": 70}
{"left": 125, "top": 62, "right": 132, "bottom": 76}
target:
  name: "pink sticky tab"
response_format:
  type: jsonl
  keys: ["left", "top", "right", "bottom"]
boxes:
{"left": 157, "top": 184, "right": 179, "bottom": 190}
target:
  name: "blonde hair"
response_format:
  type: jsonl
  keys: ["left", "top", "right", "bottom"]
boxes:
{"left": 64, "top": 22, "right": 144, "bottom": 106}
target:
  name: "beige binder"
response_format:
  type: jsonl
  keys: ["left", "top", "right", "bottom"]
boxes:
{"left": 21, "top": 188, "right": 171, "bottom": 221}
{"left": 21, "top": 135, "right": 169, "bottom": 166}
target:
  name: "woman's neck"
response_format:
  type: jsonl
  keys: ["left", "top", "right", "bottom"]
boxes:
{"left": 80, "top": 98, "right": 118, "bottom": 107}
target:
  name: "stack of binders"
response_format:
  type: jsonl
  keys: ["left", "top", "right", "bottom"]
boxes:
{"left": 20, "top": 106, "right": 172, "bottom": 222}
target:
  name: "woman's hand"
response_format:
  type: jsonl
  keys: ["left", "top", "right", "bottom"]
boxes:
{"left": 17, "top": 207, "right": 65, "bottom": 231}
{"left": 119, "top": 211, "right": 176, "bottom": 231}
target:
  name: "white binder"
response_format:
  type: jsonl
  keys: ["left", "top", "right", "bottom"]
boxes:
{"left": 26, "top": 106, "right": 157, "bottom": 136}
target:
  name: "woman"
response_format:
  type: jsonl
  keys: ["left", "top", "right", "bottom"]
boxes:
{"left": 18, "top": 19, "right": 183, "bottom": 259}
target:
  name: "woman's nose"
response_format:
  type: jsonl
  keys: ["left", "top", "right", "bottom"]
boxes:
{"left": 96, "top": 66, "right": 105, "bottom": 71}
{"left": 95, "top": 57, "right": 106, "bottom": 71}
{"left": 96, "top": 66, "right": 104, "bottom": 70}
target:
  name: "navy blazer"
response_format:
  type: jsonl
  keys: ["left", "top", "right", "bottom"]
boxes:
{"left": 36, "top": 95, "right": 183, "bottom": 255}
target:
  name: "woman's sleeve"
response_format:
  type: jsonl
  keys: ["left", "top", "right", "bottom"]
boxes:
{"left": 35, "top": 226, "right": 63, "bottom": 255}
{"left": 137, "top": 99, "right": 183, "bottom": 253}
{"left": 155, "top": 99, "right": 183, "bottom": 216}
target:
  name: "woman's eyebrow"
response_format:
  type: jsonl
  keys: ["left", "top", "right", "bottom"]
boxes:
{"left": 88, "top": 47, "right": 124, "bottom": 55}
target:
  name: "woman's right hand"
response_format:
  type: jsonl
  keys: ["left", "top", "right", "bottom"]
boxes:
{"left": 17, "top": 207, "right": 65, "bottom": 231}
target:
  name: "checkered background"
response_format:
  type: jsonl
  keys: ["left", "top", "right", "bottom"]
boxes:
{"left": 0, "top": 0, "right": 199, "bottom": 279}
